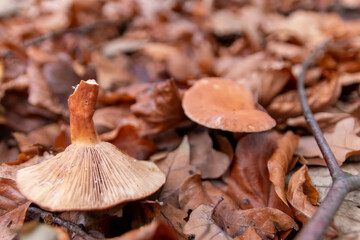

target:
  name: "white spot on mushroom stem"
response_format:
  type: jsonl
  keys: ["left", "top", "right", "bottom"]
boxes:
{"left": 213, "top": 84, "right": 220, "bottom": 89}
{"left": 247, "top": 124, "right": 254, "bottom": 130}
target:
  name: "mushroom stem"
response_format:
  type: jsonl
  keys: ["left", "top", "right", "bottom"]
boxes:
{"left": 68, "top": 80, "right": 100, "bottom": 145}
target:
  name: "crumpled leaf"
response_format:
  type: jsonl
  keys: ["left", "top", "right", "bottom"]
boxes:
{"left": 189, "top": 131, "right": 232, "bottom": 179}
{"left": 213, "top": 206, "right": 299, "bottom": 239}
{"left": 27, "top": 61, "right": 64, "bottom": 115}
{"left": 267, "top": 75, "right": 341, "bottom": 119}
{"left": 286, "top": 112, "right": 350, "bottom": 132}
{"left": 100, "top": 125, "right": 156, "bottom": 160}
{"left": 129, "top": 201, "right": 187, "bottom": 239}
{"left": 308, "top": 163, "right": 360, "bottom": 239}
{"left": 297, "top": 117, "right": 360, "bottom": 165}
{"left": 13, "top": 123, "right": 60, "bottom": 153}
{"left": 0, "top": 178, "right": 31, "bottom": 239}
{"left": 217, "top": 52, "right": 291, "bottom": 106}
{"left": 183, "top": 204, "right": 231, "bottom": 240}
{"left": 131, "top": 80, "right": 185, "bottom": 126}
{"left": 234, "top": 226, "right": 261, "bottom": 240}
{"left": 268, "top": 131, "right": 299, "bottom": 205}
{"left": 285, "top": 165, "right": 339, "bottom": 237}
{"left": 227, "top": 131, "right": 293, "bottom": 217}
{"left": 179, "top": 174, "right": 239, "bottom": 213}
{"left": 91, "top": 52, "right": 133, "bottom": 91}
{"left": 110, "top": 221, "right": 178, "bottom": 240}
{"left": 155, "top": 136, "right": 199, "bottom": 207}
{"left": 42, "top": 54, "right": 81, "bottom": 107}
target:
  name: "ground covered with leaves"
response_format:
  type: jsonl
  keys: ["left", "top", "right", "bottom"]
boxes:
{"left": 1, "top": 0, "right": 360, "bottom": 239}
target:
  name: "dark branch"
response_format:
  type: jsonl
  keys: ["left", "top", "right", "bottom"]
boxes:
{"left": 26, "top": 206, "right": 97, "bottom": 240}
{"left": 295, "top": 41, "right": 360, "bottom": 240}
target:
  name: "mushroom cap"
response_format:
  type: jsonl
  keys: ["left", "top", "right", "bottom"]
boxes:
{"left": 182, "top": 78, "right": 276, "bottom": 132}
{"left": 16, "top": 142, "right": 166, "bottom": 211}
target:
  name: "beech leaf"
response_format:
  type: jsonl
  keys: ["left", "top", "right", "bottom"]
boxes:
{"left": 268, "top": 131, "right": 299, "bottom": 206}
{"left": 0, "top": 177, "right": 31, "bottom": 239}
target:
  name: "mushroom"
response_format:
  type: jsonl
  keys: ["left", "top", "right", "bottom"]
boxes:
{"left": 182, "top": 78, "right": 276, "bottom": 132}
{"left": 16, "top": 80, "right": 166, "bottom": 211}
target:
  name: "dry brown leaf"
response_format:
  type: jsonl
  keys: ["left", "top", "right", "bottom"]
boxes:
{"left": 131, "top": 80, "right": 185, "bottom": 126}
{"left": 0, "top": 177, "right": 31, "bottom": 239}
{"left": 0, "top": 141, "right": 19, "bottom": 164}
{"left": 308, "top": 164, "right": 360, "bottom": 239}
{"left": 93, "top": 106, "right": 147, "bottom": 135}
{"left": 42, "top": 55, "right": 81, "bottom": 107}
{"left": 297, "top": 117, "right": 360, "bottom": 165}
{"left": 27, "top": 61, "right": 64, "bottom": 115}
{"left": 183, "top": 204, "right": 232, "bottom": 240}
{"left": 267, "top": 75, "right": 341, "bottom": 119}
{"left": 286, "top": 166, "right": 327, "bottom": 230}
{"left": 91, "top": 52, "right": 133, "bottom": 90}
{"left": 189, "top": 131, "right": 232, "bottom": 179}
{"left": 286, "top": 112, "right": 351, "bottom": 132}
{"left": 217, "top": 53, "right": 291, "bottom": 106}
{"left": 98, "top": 83, "right": 151, "bottom": 104}
{"left": 156, "top": 136, "right": 199, "bottom": 207}
{"left": 100, "top": 125, "right": 156, "bottom": 160}
{"left": 109, "top": 221, "right": 178, "bottom": 240}
{"left": 13, "top": 123, "right": 60, "bottom": 153}
{"left": 268, "top": 131, "right": 299, "bottom": 205}
{"left": 179, "top": 174, "right": 239, "bottom": 213}
{"left": 266, "top": 41, "right": 307, "bottom": 63}
{"left": 213, "top": 206, "right": 298, "bottom": 239}
{"left": 234, "top": 226, "right": 261, "bottom": 240}
{"left": 227, "top": 131, "right": 293, "bottom": 217}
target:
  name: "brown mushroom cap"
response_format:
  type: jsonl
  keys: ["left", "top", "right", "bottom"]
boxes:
{"left": 16, "top": 80, "right": 165, "bottom": 211}
{"left": 182, "top": 78, "right": 276, "bottom": 132}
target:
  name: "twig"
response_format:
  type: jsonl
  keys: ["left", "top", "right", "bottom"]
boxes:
{"left": 26, "top": 206, "right": 97, "bottom": 240}
{"left": 295, "top": 41, "right": 360, "bottom": 240}
{"left": 3, "top": 19, "right": 128, "bottom": 58}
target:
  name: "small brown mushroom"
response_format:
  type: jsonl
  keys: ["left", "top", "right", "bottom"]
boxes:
{"left": 182, "top": 78, "right": 276, "bottom": 132}
{"left": 16, "top": 80, "right": 165, "bottom": 211}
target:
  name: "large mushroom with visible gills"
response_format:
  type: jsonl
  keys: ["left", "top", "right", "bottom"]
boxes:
{"left": 182, "top": 78, "right": 276, "bottom": 132}
{"left": 16, "top": 80, "right": 166, "bottom": 211}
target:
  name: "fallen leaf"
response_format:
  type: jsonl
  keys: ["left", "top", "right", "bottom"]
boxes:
{"left": 308, "top": 163, "right": 360, "bottom": 239}
{"left": 268, "top": 131, "right": 299, "bottom": 205}
{"left": 179, "top": 174, "right": 239, "bottom": 213}
{"left": 13, "top": 123, "right": 60, "bottom": 153}
{"left": 42, "top": 54, "right": 81, "bottom": 107}
{"left": 227, "top": 131, "right": 293, "bottom": 217}
{"left": 286, "top": 165, "right": 337, "bottom": 237}
{"left": 0, "top": 141, "right": 19, "bottom": 164}
{"left": 189, "top": 131, "right": 232, "bottom": 179}
{"left": 183, "top": 204, "right": 232, "bottom": 240}
{"left": 27, "top": 61, "right": 64, "bottom": 115}
{"left": 267, "top": 75, "right": 341, "bottom": 119}
{"left": 131, "top": 80, "right": 185, "bottom": 126}
{"left": 297, "top": 117, "right": 360, "bottom": 165}
{"left": 100, "top": 125, "right": 156, "bottom": 160}
{"left": 213, "top": 206, "right": 298, "bottom": 239}
{"left": 234, "top": 226, "right": 261, "bottom": 240}
{"left": 110, "top": 221, "right": 178, "bottom": 240}
{"left": 155, "top": 136, "right": 199, "bottom": 207}
{"left": 0, "top": 177, "right": 31, "bottom": 239}
{"left": 286, "top": 112, "right": 351, "bottom": 132}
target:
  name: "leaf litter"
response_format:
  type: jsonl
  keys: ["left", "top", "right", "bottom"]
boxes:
{"left": 1, "top": 0, "right": 360, "bottom": 239}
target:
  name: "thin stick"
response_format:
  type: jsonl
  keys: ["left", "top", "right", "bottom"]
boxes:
{"left": 26, "top": 206, "right": 97, "bottom": 240}
{"left": 296, "top": 40, "right": 345, "bottom": 180}
{"left": 295, "top": 41, "right": 360, "bottom": 240}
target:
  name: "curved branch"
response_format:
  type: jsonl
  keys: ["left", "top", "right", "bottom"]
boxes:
{"left": 295, "top": 42, "right": 360, "bottom": 240}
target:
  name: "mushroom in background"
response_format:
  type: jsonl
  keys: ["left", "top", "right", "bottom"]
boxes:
{"left": 16, "top": 80, "right": 166, "bottom": 211}
{"left": 182, "top": 78, "right": 276, "bottom": 132}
